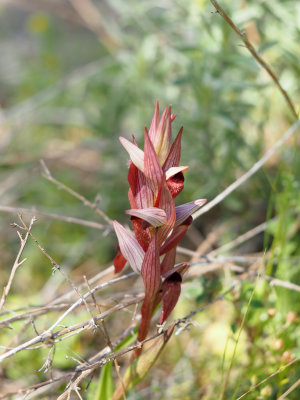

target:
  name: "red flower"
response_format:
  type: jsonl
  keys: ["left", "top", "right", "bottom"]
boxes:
{"left": 113, "top": 102, "right": 207, "bottom": 346}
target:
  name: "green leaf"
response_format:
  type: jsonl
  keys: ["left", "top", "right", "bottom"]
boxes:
{"left": 93, "top": 362, "right": 114, "bottom": 400}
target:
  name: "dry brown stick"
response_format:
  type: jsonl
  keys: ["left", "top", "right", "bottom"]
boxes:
{"left": 0, "top": 303, "right": 88, "bottom": 328}
{"left": 40, "top": 160, "right": 113, "bottom": 226}
{"left": 0, "top": 272, "right": 136, "bottom": 363}
{"left": 0, "top": 216, "right": 35, "bottom": 312}
{"left": 208, "top": 219, "right": 272, "bottom": 256}
{"left": 229, "top": 265, "right": 300, "bottom": 292}
{"left": 19, "top": 215, "right": 96, "bottom": 323}
{"left": 210, "top": 0, "right": 298, "bottom": 119}
{"left": 0, "top": 204, "right": 111, "bottom": 231}
{"left": 49, "top": 265, "right": 115, "bottom": 305}
{"left": 193, "top": 119, "right": 300, "bottom": 220}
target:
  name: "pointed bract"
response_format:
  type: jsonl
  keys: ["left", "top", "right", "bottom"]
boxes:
{"left": 113, "top": 221, "right": 145, "bottom": 273}
{"left": 125, "top": 207, "right": 167, "bottom": 227}
{"left": 175, "top": 199, "right": 207, "bottom": 226}
{"left": 144, "top": 128, "right": 164, "bottom": 198}
{"left": 119, "top": 137, "right": 144, "bottom": 172}
{"left": 163, "top": 127, "right": 183, "bottom": 171}
{"left": 160, "top": 272, "right": 182, "bottom": 324}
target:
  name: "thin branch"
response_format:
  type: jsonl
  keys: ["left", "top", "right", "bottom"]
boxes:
{"left": 193, "top": 119, "right": 300, "bottom": 220}
{"left": 208, "top": 219, "right": 272, "bottom": 256}
{"left": 236, "top": 357, "right": 300, "bottom": 399}
{"left": 0, "top": 204, "right": 111, "bottom": 231}
{"left": 277, "top": 377, "right": 300, "bottom": 400}
{"left": 210, "top": 0, "right": 298, "bottom": 119}
{"left": 40, "top": 160, "right": 113, "bottom": 226}
{"left": 0, "top": 272, "right": 136, "bottom": 363}
{"left": 0, "top": 216, "right": 35, "bottom": 311}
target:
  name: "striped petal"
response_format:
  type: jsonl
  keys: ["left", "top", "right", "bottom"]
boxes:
{"left": 125, "top": 207, "right": 167, "bottom": 227}
{"left": 119, "top": 136, "right": 144, "bottom": 172}
{"left": 144, "top": 128, "right": 164, "bottom": 197}
{"left": 113, "top": 220, "right": 145, "bottom": 273}
{"left": 163, "top": 127, "right": 183, "bottom": 171}
{"left": 175, "top": 199, "right": 207, "bottom": 226}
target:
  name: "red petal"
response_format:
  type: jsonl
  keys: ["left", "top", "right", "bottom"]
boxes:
{"left": 126, "top": 207, "right": 167, "bottom": 227}
{"left": 159, "top": 216, "right": 193, "bottom": 255}
{"left": 175, "top": 199, "right": 207, "bottom": 226}
{"left": 128, "top": 162, "right": 138, "bottom": 209}
{"left": 162, "top": 263, "right": 189, "bottom": 280}
{"left": 128, "top": 162, "right": 153, "bottom": 209}
{"left": 148, "top": 101, "right": 160, "bottom": 143}
{"left": 160, "top": 273, "right": 182, "bottom": 323}
{"left": 160, "top": 247, "right": 176, "bottom": 275}
{"left": 113, "top": 250, "right": 127, "bottom": 274}
{"left": 141, "top": 231, "right": 161, "bottom": 300}
{"left": 144, "top": 128, "right": 164, "bottom": 198}
{"left": 163, "top": 127, "right": 183, "bottom": 171}
{"left": 138, "top": 231, "right": 161, "bottom": 342}
{"left": 113, "top": 221, "right": 145, "bottom": 273}
{"left": 156, "top": 180, "right": 176, "bottom": 246}
{"left": 158, "top": 107, "right": 172, "bottom": 163}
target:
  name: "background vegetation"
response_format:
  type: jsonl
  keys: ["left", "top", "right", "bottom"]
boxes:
{"left": 0, "top": 0, "right": 299, "bottom": 399}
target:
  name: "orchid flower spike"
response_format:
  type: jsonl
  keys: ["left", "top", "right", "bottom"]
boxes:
{"left": 113, "top": 102, "right": 207, "bottom": 348}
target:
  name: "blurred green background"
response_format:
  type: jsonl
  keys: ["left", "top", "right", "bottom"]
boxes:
{"left": 0, "top": 0, "right": 300, "bottom": 399}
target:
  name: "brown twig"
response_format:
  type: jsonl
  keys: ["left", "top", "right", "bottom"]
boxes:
{"left": 0, "top": 216, "right": 35, "bottom": 311}
{"left": 0, "top": 204, "right": 111, "bottom": 231}
{"left": 0, "top": 272, "right": 137, "bottom": 363}
{"left": 210, "top": 0, "right": 298, "bottom": 119}
{"left": 40, "top": 160, "right": 113, "bottom": 226}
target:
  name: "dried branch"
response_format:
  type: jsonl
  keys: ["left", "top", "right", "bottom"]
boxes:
{"left": 193, "top": 119, "right": 300, "bottom": 219}
{"left": 0, "top": 272, "right": 136, "bottom": 363}
{"left": 0, "top": 216, "right": 35, "bottom": 311}
{"left": 40, "top": 160, "right": 113, "bottom": 226}
{"left": 210, "top": 0, "right": 298, "bottom": 119}
{"left": 277, "top": 377, "right": 300, "bottom": 400}
{"left": 0, "top": 204, "right": 111, "bottom": 231}
{"left": 236, "top": 357, "right": 300, "bottom": 399}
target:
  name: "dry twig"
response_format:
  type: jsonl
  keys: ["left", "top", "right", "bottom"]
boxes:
{"left": 0, "top": 216, "right": 35, "bottom": 312}
{"left": 193, "top": 119, "right": 300, "bottom": 219}
{"left": 40, "top": 160, "right": 113, "bottom": 227}
{"left": 0, "top": 204, "right": 111, "bottom": 231}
